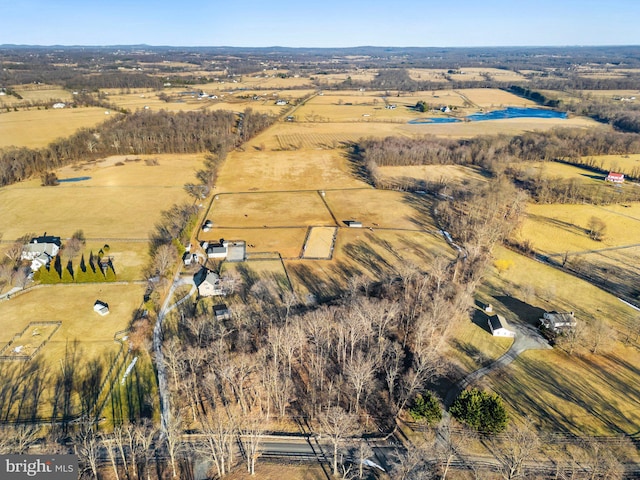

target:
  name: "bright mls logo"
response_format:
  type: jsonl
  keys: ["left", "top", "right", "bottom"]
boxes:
{"left": 1, "top": 455, "right": 77, "bottom": 479}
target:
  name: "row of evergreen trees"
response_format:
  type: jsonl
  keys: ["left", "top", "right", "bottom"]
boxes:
{"left": 34, "top": 253, "right": 116, "bottom": 284}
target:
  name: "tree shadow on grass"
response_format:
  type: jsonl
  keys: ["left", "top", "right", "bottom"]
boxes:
{"left": 493, "top": 295, "right": 546, "bottom": 327}
{"left": 343, "top": 240, "right": 393, "bottom": 278}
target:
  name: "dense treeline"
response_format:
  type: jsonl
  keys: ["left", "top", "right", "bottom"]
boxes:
{"left": 0, "top": 108, "right": 275, "bottom": 187}
{"left": 356, "top": 129, "right": 640, "bottom": 205}
{"left": 64, "top": 73, "right": 165, "bottom": 91}
{"left": 508, "top": 85, "right": 561, "bottom": 108}
{"left": 357, "top": 128, "right": 640, "bottom": 170}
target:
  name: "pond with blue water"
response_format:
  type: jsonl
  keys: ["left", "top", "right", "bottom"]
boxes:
{"left": 57, "top": 176, "right": 91, "bottom": 183}
{"left": 408, "top": 107, "right": 567, "bottom": 124}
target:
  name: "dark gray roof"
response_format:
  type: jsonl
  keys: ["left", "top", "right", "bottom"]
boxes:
{"left": 488, "top": 315, "right": 506, "bottom": 331}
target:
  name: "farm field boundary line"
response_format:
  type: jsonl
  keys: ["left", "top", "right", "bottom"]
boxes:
{"left": 1, "top": 238, "right": 150, "bottom": 243}
{"left": 213, "top": 187, "right": 375, "bottom": 195}
{"left": 544, "top": 242, "right": 640, "bottom": 257}
{"left": 504, "top": 244, "right": 640, "bottom": 311}
{"left": 317, "top": 191, "right": 339, "bottom": 226}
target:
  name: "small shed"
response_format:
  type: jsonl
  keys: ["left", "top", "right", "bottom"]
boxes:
{"left": 344, "top": 220, "right": 362, "bottom": 228}
{"left": 213, "top": 304, "right": 231, "bottom": 321}
{"left": 94, "top": 300, "right": 110, "bottom": 316}
{"left": 488, "top": 315, "right": 515, "bottom": 337}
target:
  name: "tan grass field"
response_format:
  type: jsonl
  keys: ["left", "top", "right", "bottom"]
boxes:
{"left": 457, "top": 88, "right": 533, "bottom": 108}
{"left": 0, "top": 154, "right": 203, "bottom": 240}
{"left": 513, "top": 161, "right": 602, "bottom": 183}
{"left": 313, "top": 70, "right": 377, "bottom": 86}
{"left": 0, "top": 84, "right": 73, "bottom": 104}
{"left": 581, "top": 153, "right": 640, "bottom": 177}
{"left": 490, "top": 349, "right": 640, "bottom": 435}
{"left": 0, "top": 107, "right": 111, "bottom": 148}
{"left": 517, "top": 202, "right": 640, "bottom": 255}
{"left": 400, "top": 115, "right": 601, "bottom": 138}
{"left": 287, "top": 228, "right": 453, "bottom": 297}
{"left": 0, "top": 283, "right": 143, "bottom": 368}
{"left": 215, "top": 148, "right": 367, "bottom": 192}
{"left": 323, "top": 189, "right": 438, "bottom": 231}
{"left": 406, "top": 68, "right": 451, "bottom": 82}
{"left": 477, "top": 246, "right": 640, "bottom": 434}
{"left": 378, "top": 164, "right": 489, "bottom": 188}
{"left": 578, "top": 89, "right": 640, "bottom": 99}
{"left": 244, "top": 121, "right": 415, "bottom": 151}
{"left": 207, "top": 191, "right": 335, "bottom": 228}
{"left": 303, "top": 227, "right": 337, "bottom": 258}
{"left": 202, "top": 227, "right": 307, "bottom": 259}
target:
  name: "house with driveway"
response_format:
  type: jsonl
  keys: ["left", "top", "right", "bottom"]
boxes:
{"left": 540, "top": 311, "right": 576, "bottom": 332}
{"left": 194, "top": 267, "right": 225, "bottom": 297}
{"left": 21, "top": 234, "right": 61, "bottom": 271}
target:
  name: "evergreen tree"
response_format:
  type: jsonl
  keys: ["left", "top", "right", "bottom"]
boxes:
{"left": 409, "top": 391, "right": 442, "bottom": 424}
{"left": 450, "top": 388, "right": 508, "bottom": 434}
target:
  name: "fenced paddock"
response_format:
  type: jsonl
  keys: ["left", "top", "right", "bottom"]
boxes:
{"left": 301, "top": 227, "right": 338, "bottom": 259}
{"left": 0, "top": 321, "right": 61, "bottom": 361}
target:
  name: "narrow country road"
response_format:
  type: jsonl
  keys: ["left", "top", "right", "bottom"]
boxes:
{"left": 153, "top": 272, "right": 196, "bottom": 434}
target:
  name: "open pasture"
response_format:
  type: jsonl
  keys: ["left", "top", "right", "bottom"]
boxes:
{"left": 215, "top": 149, "right": 366, "bottom": 192}
{"left": 406, "top": 68, "right": 451, "bottom": 82}
{"left": 0, "top": 283, "right": 144, "bottom": 366}
{"left": 0, "top": 153, "right": 203, "bottom": 240}
{"left": 490, "top": 349, "right": 640, "bottom": 435}
{"left": 0, "top": 84, "right": 72, "bottom": 107}
{"left": 400, "top": 115, "right": 600, "bottom": 138}
{"left": 323, "top": 189, "right": 438, "bottom": 231}
{"left": 457, "top": 88, "right": 533, "bottom": 108}
{"left": 580, "top": 153, "right": 640, "bottom": 178}
{"left": 478, "top": 246, "right": 640, "bottom": 434}
{"left": 207, "top": 191, "right": 335, "bottom": 228}
{"left": 313, "top": 70, "right": 377, "bottom": 86}
{"left": 202, "top": 227, "right": 307, "bottom": 259}
{"left": 243, "top": 121, "right": 414, "bottom": 152}
{"left": 302, "top": 227, "right": 337, "bottom": 259}
{"left": 287, "top": 228, "right": 453, "bottom": 297}
{"left": 578, "top": 89, "right": 640, "bottom": 100}
{"left": 103, "top": 89, "right": 205, "bottom": 112}
{"left": 513, "top": 161, "right": 603, "bottom": 183}
{"left": 377, "top": 164, "right": 489, "bottom": 189}
{"left": 0, "top": 107, "right": 111, "bottom": 148}
{"left": 240, "top": 75, "right": 313, "bottom": 89}
{"left": 518, "top": 202, "right": 640, "bottom": 255}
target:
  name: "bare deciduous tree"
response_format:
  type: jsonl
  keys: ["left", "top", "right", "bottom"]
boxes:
{"left": 317, "top": 406, "right": 360, "bottom": 477}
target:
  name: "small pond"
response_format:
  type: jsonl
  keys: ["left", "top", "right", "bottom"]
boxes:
{"left": 57, "top": 176, "right": 91, "bottom": 183}
{"left": 409, "top": 107, "right": 567, "bottom": 124}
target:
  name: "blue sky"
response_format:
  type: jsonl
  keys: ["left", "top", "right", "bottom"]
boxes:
{"left": 1, "top": 0, "right": 639, "bottom": 47}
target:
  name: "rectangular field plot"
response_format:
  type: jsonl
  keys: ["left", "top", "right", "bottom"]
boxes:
{"left": 0, "top": 154, "right": 202, "bottom": 239}
{"left": 201, "top": 227, "right": 308, "bottom": 259}
{"left": 323, "top": 189, "right": 438, "bottom": 231}
{"left": 0, "top": 322, "right": 61, "bottom": 361}
{"left": 208, "top": 192, "right": 335, "bottom": 228}
{"left": 302, "top": 227, "right": 338, "bottom": 259}
{"left": 215, "top": 149, "right": 366, "bottom": 192}
{"left": 0, "top": 107, "right": 111, "bottom": 148}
